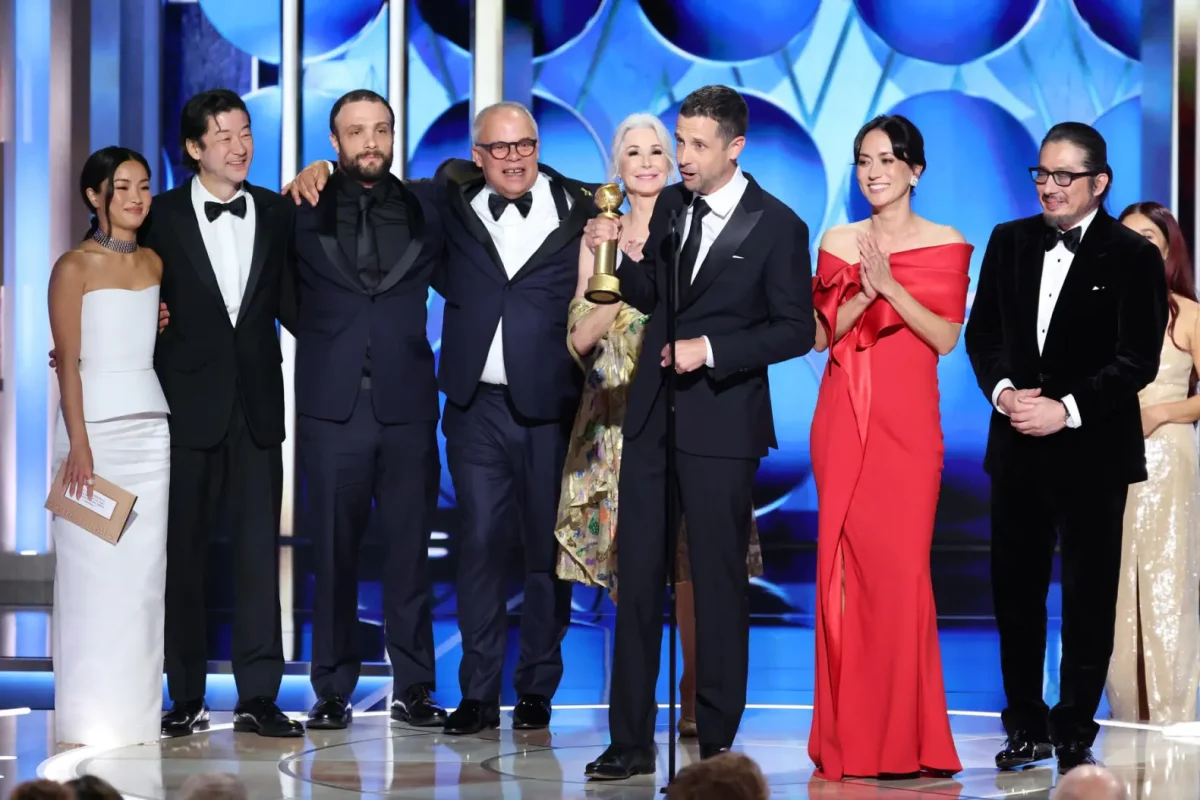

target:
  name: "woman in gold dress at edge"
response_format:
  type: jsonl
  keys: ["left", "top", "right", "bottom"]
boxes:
{"left": 1103, "top": 202, "right": 1200, "bottom": 725}
{"left": 553, "top": 113, "right": 763, "bottom": 737}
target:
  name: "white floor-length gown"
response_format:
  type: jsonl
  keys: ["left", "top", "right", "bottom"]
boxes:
{"left": 51, "top": 286, "right": 169, "bottom": 747}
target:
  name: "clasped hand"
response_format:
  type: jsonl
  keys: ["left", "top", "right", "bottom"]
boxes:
{"left": 856, "top": 233, "right": 898, "bottom": 300}
{"left": 1000, "top": 388, "right": 1067, "bottom": 437}
{"left": 660, "top": 339, "right": 707, "bottom": 374}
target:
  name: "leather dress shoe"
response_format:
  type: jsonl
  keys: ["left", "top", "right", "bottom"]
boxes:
{"left": 233, "top": 697, "right": 304, "bottom": 738}
{"left": 1056, "top": 742, "right": 1098, "bottom": 774}
{"left": 585, "top": 744, "right": 657, "bottom": 780}
{"left": 307, "top": 694, "right": 352, "bottom": 730}
{"left": 442, "top": 700, "right": 500, "bottom": 735}
{"left": 512, "top": 694, "right": 552, "bottom": 730}
{"left": 995, "top": 731, "right": 1054, "bottom": 770}
{"left": 390, "top": 683, "right": 447, "bottom": 728}
{"left": 161, "top": 699, "right": 210, "bottom": 738}
{"left": 699, "top": 743, "right": 730, "bottom": 760}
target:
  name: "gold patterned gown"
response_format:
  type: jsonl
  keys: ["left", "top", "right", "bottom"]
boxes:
{"left": 1106, "top": 332, "right": 1200, "bottom": 724}
{"left": 553, "top": 297, "right": 763, "bottom": 594}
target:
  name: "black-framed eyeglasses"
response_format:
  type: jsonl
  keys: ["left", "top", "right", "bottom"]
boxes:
{"left": 1028, "top": 167, "right": 1101, "bottom": 186}
{"left": 475, "top": 138, "right": 537, "bottom": 159}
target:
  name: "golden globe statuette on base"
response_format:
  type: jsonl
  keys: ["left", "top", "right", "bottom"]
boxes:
{"left": 585, "top": 182, "right": 624, "bottom": 305}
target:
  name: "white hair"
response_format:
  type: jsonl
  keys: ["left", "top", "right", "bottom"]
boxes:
{"left": 472, "top": 101, "right": 539, "bottom": 144}
{"left": 609, "top": 112, "right": 676, "bottom": 182}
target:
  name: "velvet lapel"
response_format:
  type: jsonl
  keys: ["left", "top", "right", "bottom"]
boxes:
{"left": 1016, "top": 216, "right": 1049, "bottom": 364}
{"left": 1044, "top": 208, "right": 1112, "bottom": 355}
{"left": 680, "top": 178, "right": 765, "bottom": 311}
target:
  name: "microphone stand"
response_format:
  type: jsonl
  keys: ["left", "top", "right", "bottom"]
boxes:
{"left": 660, "top": 208, "right": 681, "bottom": 794}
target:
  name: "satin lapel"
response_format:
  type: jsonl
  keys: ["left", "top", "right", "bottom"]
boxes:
{"left": 680, "top": 183, "right": 764, "bottom": 311}
{"left": 450, "top": 185, "right": 508, "bottom": 280}
{"left": 1016, "top": 219, "right": 1047, "bottom": 362}
{"left": 376, "top": 179, "right": 427, "bottom": 294}
{"left": 236, "top": 186, "right": 272, "bottom": 325}
{"left": 315, "top": 189, "right": 367, "bottom": 293}
{"left": 170, "top": 185, "right": 227, "bottom": 313}
{"left": 1045, "top": 210, "right": 1110, "bottom": 352}
{"left": 509, "top": 186, "right": 590, "bottom": 284}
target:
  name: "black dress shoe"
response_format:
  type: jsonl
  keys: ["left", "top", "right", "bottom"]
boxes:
{"left": 512, "top": 694, "right": 552, "bottom": 730}
{"left": 442, "top": 700, "right": 500, "bottom": 735}
{"left": 995, "top": 731, "right": 1054, "bottom": 770}
{"left": 306, "top": 694, "right": 352, "bottom": 730}
{"left": 699, "top": 743, "right": 730, "bottom": 760}
{"left": 1055, "top": 742, "right": 1098, "bottom": 774}
{"left": 390, "top": 683, "right": 447, "bottom": 728}
{"left": 232, "top": 697, "right": 304, "bottom": 738}
{"left": 585, "top": 744, "right": 657, "bottom": 780}
{"left": 161, "top": 699, "right": 210, "bottom": 738}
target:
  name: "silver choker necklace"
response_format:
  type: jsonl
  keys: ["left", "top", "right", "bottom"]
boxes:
{"left": 92, "top": 228, "right": 137, "bottom": 254}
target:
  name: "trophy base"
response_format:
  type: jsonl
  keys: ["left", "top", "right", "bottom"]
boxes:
{"left": 585, "top": 273, "right": 621, "bottom": 305}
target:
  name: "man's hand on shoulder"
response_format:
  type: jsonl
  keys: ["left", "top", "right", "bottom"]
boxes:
{"left": 282, "top": 160, "right": 332, "bottom": 207}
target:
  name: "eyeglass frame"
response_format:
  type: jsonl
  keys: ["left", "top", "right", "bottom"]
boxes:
{"left": 474, "top": 138, "right": 538, "bottom": 159}
{"left": 1028, "top": 166, "right": 1103, "bottom": 187}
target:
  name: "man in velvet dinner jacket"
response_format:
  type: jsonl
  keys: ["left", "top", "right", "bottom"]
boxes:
{"left": 582, "top": 86, "right": 815, "bottom": 780}
{"left": 283, "top": 90, "right": 447, "bottom": 732}
{"left": 965, "top": 123, "right": 1166, "bottom": 774}
{"left": 429, "top": 102, "right": 596, "bottom": 736}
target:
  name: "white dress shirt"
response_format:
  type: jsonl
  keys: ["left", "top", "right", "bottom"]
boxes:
{"left": 191, "top": 177, "right": 255, "bottom": 325}
{"left": 474, "top": 172, "right": 567, "bottom": 385}
{"left": 991, "top": 206, "right": 1098, "bottom": 428}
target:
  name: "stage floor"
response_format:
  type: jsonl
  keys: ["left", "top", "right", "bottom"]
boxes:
{"left": 26, "top": 706, "right": 1200, "bottom": 798}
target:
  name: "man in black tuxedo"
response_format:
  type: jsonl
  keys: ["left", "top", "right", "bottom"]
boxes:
{"left": 286, "top": 100, "right": 596, "bottom": 735}
{"left": 581, "top": 85, "right": 815, "bottom": 779}
{"left": 284, "top": 90, "right": 447, "bottom": 731}
{"left": 965, "top": 123, "right": 1167, "bottom": 773}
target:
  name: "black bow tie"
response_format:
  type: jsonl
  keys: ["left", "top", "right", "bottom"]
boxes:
{"left": 1045, "top": 225, "right": 1083, "bottom": 254}
{"left": 204, "top": 195, "right": 247, "bottom": 222}
{"left": 488, "top": 191, "right": 532, "bottom": 221}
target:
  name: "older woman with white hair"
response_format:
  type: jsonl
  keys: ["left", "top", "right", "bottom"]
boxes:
{"left": 553, "top": 113, "right": 762, "bottom": 737}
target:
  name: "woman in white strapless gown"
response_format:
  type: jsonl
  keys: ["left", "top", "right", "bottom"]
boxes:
{"left": 47, "top": 147, "right": 168, "bottom": 747}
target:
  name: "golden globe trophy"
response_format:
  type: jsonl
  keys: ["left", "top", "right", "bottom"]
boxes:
{"left": 585, "top": 182, "right": 624, "bottom": 304}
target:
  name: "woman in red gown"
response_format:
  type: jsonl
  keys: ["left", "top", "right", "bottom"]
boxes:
{"left": 808, "top": 115, "right": 971, "bottom": 780}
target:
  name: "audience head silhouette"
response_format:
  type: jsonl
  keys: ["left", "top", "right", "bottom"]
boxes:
{"left": 1053, "top": 764, "right": 1127, "bottom": 800}
{"left": 665, "top": 751, "right": 768, "bottom": 800}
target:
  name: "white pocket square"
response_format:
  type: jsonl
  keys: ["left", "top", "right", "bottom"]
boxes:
{"left": 732, "top": 255, "right": 745, "bottom": 260}
{"left": 1092, "top": 285, "right": 1104, "bottom": 291}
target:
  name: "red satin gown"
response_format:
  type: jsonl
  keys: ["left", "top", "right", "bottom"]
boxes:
{"left": 807, "top": 243, "right": 972, "bottom": 780}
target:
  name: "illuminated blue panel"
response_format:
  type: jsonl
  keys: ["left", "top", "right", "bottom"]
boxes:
{"left": 14, "top": 0, "right": 51, "bottom": 555}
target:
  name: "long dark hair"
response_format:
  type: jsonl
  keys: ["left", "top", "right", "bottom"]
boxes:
{"left": 80, "top": 146, "right": 151, "bottom": 240}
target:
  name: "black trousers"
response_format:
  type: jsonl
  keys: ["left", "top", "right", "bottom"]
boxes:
{"left": 990, "top": 475, "right": 1127, "bottom": 745}
{"left": 608, "top": 393, "right": 757, "bottom": 749}
{"left": 298, "top": 387, "right": 439, "bottom": 698}
{"left": 442, "top": 385, "right": 573, "bottom": 705}
{"left": 164, "top": 398, "right": 285, "bottom": 704}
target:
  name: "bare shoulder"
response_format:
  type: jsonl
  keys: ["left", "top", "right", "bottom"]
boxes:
{"left": 49, "top": 249, "right": 90, "bottom": 288}
{"left": 1177, "top": 294, "right": 1200, "bottom": 324}
{"left": 919, "top": 219, "right": 966, "bottom": 245}
{"left": 819, "top": 222, "right": 867, "bottom": 262}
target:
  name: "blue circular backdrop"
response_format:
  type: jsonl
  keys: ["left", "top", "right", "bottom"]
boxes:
{"left": 853, "top": 0, "right": 1039, "bottom": 65}
{"left": 197, "top": 0, "right": 381, "bottom": 64}
{"left": 1073, "top": 0, "right": 1140, "bottom": 60}
{"left": 657, "top": 93, "right": 827, "bottom": 505}
{"left": 1092, "top": 96, "right": 1141, "bottom": 215}
{"left": 241, "top": 87, "right": 342, "bottom": 192}
{"left": 413, "top": 0, "right": 603, "bottom": 57}
{"left": 637, "top": 0, "right": 818, "bottom": 63}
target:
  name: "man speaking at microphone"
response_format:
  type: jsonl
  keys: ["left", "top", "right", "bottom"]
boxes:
{"left": 581, "top": 85, "right": 815, "bottom": 780}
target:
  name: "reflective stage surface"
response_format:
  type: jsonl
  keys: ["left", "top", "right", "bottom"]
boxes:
{"left": 27, "top": 707, "right": 1200, "bottom": 799}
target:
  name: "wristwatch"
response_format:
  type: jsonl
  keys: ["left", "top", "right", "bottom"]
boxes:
{"left": 1062, "top": 402, "right": 1073, "bottom": 427}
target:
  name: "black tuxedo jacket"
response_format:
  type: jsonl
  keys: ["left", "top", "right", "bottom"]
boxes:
{"left": 145, "top": 179, "right": 292, "bottom": 450}
{"left": 617, "top": 177, "right": 815, "bottom": 459}
{"left": 964, "top": 208, "right": 1168, "bottom": 486}
{"left": 283, "top": 174, "right": 442, "bottom": 425}
{"left": 423, "top": 159, "right": 598, "bottom": 421}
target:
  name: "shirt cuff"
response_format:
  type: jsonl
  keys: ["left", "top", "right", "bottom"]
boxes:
{"left": 991, "top": 379, "right": 1015, "bottom": 416}
{"left": 325, "top": 160, "right": 336, "bottom": 174}
{"left": 1062, "top": 394, "right": 1081, "bottom": 428}
{"left": 703, "top": 335, "right": 714, "bottom": 368}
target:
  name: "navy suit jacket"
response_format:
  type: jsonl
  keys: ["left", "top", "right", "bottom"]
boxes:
{"left": 617, "top": 176, "right": 815, "bottom": 459}
{"left": 282, "top": 174, "right": 444, "bottom": 425}
{"left": 424, "top": 159, "right": 598, "bottom": 422}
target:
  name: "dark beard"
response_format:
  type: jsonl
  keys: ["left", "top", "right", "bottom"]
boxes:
{"left": 339, "top": 150, "right": 392, "bottom": 183}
